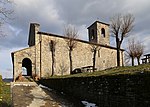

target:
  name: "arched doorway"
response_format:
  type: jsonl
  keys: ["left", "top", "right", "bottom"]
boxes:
{"left": 22, "top": 58, "right": 32, "bottom": 76}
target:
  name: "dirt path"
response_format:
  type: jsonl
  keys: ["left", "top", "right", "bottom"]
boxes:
{"left": 11, "top": 82, "right": 83, "bottom": 107}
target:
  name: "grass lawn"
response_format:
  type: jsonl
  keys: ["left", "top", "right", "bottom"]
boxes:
{"left": 50, "top": 64, "right": 150, "bottom": 78}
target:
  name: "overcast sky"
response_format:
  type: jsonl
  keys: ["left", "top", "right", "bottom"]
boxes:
{"left": 0, "top": 0, "right": 150, "bottom": 78}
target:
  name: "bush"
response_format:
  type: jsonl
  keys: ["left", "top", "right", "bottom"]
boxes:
{"left": 0, "top": 75, "right": 3, "bottom": 103}
{"left": 0, "top": 75, "right": 11, "bottom": 106}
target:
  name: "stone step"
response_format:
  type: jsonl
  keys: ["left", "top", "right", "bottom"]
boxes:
{"left": 11, "top": 82, "right": 37, "bottom": 88}
{"left": 15, "top": 76, "right": 35, "bottom": 82}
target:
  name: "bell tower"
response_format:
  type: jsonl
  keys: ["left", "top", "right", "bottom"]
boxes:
{"left": 87, "top": 21, "right": 110, "bottom": 46}
{"left": 28, "top": 23, "right": 40, "bottom": 47}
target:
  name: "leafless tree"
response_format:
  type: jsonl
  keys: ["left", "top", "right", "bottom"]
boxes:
{"left": 126, "top": 38, "right": 144, "bottom": 66}
{"left": 89, "top": 43, "right": 101, "bottom": 72}
{"left": 64, "top": 25, "right": 78, "bottom": 74}
{"left": 135, "top": 41, "right": 144, "bottom": 65}
{"left": 110, "top": 13, "right": 135, "bottom": 66}
{"left": 126, "top": 38, "right": 136, "bottom": 66}
{"left": 124, "top": 52, "right": 131, "bottom": 66}
{"left": 0, "top": 0, "right": 13, "bottom": 35}
{"left": 49, "top": 40, "right": 57, "bottom": 76}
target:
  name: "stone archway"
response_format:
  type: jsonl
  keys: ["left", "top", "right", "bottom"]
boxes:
{"left": 22, "top": 58, "right": 32, "bottom": 76}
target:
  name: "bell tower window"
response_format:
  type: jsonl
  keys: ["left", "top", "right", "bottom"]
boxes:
{"left": 101, "top": 28, "right": 105, "bottom": 37}
{"left": 91, "top": 29, "right": 94, "bottom": 40}
{"left": 88, "top": 21, "right": 110, "bottom": 45}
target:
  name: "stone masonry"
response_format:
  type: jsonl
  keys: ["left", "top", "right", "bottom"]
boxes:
{"left": 11, "top": 21, "right": 124, "bottom": 81}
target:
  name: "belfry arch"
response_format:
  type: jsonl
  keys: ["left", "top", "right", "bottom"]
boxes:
{"left": 101, "top": 28, "right": 105, "bottom": 37}
{"left": 22, "top": 58, "right": 32, "bottom": 76}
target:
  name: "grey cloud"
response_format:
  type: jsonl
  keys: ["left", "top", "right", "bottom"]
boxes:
{"left": 1, "top": 0, "right": 150, "bottom": 78}
{"left": 1, "top": 0, "right": 150, "bottom": 52}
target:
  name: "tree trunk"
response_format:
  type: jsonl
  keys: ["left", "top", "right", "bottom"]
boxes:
{"left": 117, "top": 47, "right": 120, "bottom": 67}
{"left": 131, "top": 56, "right": 134, "bottom": 66}
{"left": 137, "top": 57, "right": 140, "bottom": 65}
{"left": 69, "top": 50, "right": 72, "bottom": 74}
{"left": 93, "top": 50, "right": 96, "bottom": 72}
{"left": 116, "top": 38, "right": 120, "bottom": 67}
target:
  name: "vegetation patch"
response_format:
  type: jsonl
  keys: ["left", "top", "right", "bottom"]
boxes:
{"left": 0, "top": 75, "right": 11, "bottom": 107}
{"left": 49, "top": 64, "right": 150, "bottom": 78}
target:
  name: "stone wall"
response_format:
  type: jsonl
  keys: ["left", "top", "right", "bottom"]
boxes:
{"left": 39, "top": 72, "right": 150, "bottom": 107}
{"left": 38, "top": 33, "right": 123, "bottom": 77}
{"left": 12, "top": 46, "right": 36, "bottom": 80}
{"left": 97, "top": 22, "right": 110, "bottom": 45}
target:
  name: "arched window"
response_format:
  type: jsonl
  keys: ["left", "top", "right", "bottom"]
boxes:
{"left": 91, "top": 29, "right": 94, "bottom": 40}
{"left": 101, "top": 28, "right": 105, "bottom": 37}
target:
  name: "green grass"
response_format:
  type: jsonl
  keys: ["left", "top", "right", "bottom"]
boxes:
{"left": 0, "top": 76, "right": 11, "bottom": 107}
{"left": 0, "top": 75, "right": 2, "bottom": 103}
{"left": 50, "top": 64, "right": 150, "bottom": 78}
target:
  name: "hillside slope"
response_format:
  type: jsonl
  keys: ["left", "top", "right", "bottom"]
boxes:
{"left": 51, "top": 64, "right": 150, "bottom": 78}
{"left": 39, "top": 64, "right": 150, "bottom": 107}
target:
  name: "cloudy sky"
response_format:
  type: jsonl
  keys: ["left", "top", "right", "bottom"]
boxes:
{"left": 0, "top": 0, "right": 150, "bottom": 78}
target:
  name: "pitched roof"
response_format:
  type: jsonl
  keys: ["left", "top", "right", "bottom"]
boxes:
{"left": 87, "top": 20, "right": 110, "bottom": 29}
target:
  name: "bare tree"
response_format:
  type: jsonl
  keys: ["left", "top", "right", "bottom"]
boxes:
{"left": 0, "top": 0, "right": 13, "bottom": 35}
{"left": 64, "top": 25, "right": 78, "bottom": 74}
{"left": 49, "top": 40, "right": 57, "bottom": 76}
{"left": 124, "top": 52, "right": 131, "bottom": 66}
{"left": 126, "top": 38, "right": 136, "bottom": 66}
{"left": 126, "top": 38, "right": 144, "bottom": 66}
{"left": 89, "top": 43, "right": 101, "bottom": 72}
{"left": 110, "top": 13, "right": 135, "bottom": 66}
{"left": 135, "top": 41, "right": 144, "bottom": 65}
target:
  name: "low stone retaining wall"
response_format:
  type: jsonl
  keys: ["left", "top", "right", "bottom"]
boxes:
{"left": 39, "top": 72, "right": 150, "bottom": 107}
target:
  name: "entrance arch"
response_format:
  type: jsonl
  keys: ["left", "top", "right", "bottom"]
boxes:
{"left": 22, "top": 58, "right": 32, "bottom": 76}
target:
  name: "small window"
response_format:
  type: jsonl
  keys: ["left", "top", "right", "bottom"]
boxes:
{"left": 91, "top": 29, "right": 94, "bottom": 39}
{"left": 101, "top": 28, "right": 105, "bottom": 37}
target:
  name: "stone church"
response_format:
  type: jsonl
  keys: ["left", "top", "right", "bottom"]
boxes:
{"left": 11, "top": 21, "right": 124, "bottom": 81}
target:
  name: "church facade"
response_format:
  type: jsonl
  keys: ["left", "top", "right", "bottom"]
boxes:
{"left": 11, "top": 21, "right": 124, "bottom": 81}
